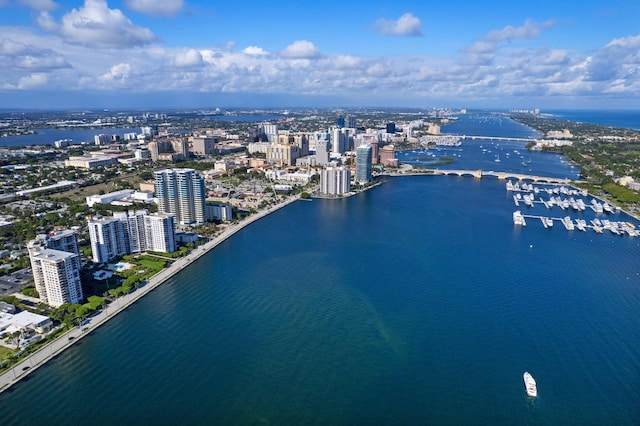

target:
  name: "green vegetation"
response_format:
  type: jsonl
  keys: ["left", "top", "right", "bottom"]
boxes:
{"left": 603, "top": 183, "right": 640, "bottom": 203}
{"left": 22, "top": 287, "right": 39, "bottom": 298}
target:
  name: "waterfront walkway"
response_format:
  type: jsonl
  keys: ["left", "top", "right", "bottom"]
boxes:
{"left": 0, "top": 196, "right": 300, "bottom": 395}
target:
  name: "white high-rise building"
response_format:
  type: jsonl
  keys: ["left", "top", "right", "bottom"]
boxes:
{"left": 29, "top": 248, "right": 83, "bottom": 307}
{"left": 320, "top": 166, "right": 351, "bottom": 196}
{"left": 144, "top": 213, "right": 176, "bottom": 253}
{"left": 114, "top": 210, "right": 148, "bottom": 253}
{"left": 88, "top": 217, "right": 128, "bottom": 263}
{"left": 155, "top": 169, "right": 206, "bottom": 226}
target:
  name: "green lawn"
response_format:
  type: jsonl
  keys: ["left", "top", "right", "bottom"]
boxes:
{"left": 0, "top": 345, "right": 16, "bottom": 361}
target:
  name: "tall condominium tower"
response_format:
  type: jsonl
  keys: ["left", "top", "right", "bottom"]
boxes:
{"left": 88, "top": 216, "right": 128, "bottom": 263}
{"left": 355, "top": 144, "right": 373, "bottom": 184}
{"left": 29, "top": 248, "right": 83, "bottom": 307}
{"left": 320, "top": 166, "right": 351, "bottom": 196}
{"left": 144, "top": 213, "right": 177, "bottom": 253}
{"left": 154, "top": 168, "right": 206, "bottom": 226}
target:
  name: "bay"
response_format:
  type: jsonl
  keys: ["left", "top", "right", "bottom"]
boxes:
{"left": 0, "top": 112, "right": 639, "bottom": 424}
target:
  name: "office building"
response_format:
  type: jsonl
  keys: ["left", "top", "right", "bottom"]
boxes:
{"left": 355, "top": 144, "right": 373, "bottom": 184}
{"left": 154, "top": 168, "right": 206, "bottom": 226}
{"left": 315, "top": 133, "right": 331, "bottom": 166}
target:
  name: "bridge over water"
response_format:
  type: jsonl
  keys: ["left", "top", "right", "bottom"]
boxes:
{"left": 461, "top": 135, "right": 536, "bottom": 142}
{"left": 425, "top": 168, "right": 579, "bottom": 184}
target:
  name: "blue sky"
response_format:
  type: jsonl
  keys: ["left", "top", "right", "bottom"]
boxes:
{"left": 1, "top": 0, "right": 639, "bottom": 110}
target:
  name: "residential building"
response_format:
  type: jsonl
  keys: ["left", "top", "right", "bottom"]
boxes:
{"left": 154, "top": 168, "right": 206, "bottom": 226}
{"left": 29, "top": 248, "right": 83, "bottom": 307}
{"left": 88, "top": 216, "right": 128, "bottom": 263}
{"left": 144, "top": 213, "right": 176, "bottom": 253}
{"left": 320, "top": 166, "right": 351, "bottom": 196}
{"left": 206, "top": 203, "right": 233, "bottom": 222}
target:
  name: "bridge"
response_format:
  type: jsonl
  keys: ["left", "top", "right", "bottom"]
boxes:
{"left": 461, "top": 135, "right": 536, "bottom": 142}
{"left": 425, "top": 169, "right": 577, "bottom": 184}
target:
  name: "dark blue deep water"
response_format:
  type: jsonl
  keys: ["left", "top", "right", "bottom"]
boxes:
{"left": 1, "top": 112, "right": 639, "bottom": 424}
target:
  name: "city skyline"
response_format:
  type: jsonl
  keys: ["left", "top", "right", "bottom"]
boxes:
{"left": 1, "top": 1, "right": 639, "bottom": 110}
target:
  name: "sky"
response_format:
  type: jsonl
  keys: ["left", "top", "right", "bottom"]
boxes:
{"left": 1, "top": 0, "right": 639, "bottom": 110}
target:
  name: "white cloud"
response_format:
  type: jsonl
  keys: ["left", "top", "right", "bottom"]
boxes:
{"left": 99, "top": 63, "right": 131, "bottom": 84}
{"left": 174, "top": 49, "right": 203, "bottom": 68}
{"left": 0, "top": 37, "right": 70, "bottom": 71}
{"left": 484, "top": 19, "right": 552, "bottom": 43}
{"left": 38, "top": 0, "right": 158, "bottom": 48}
{"left": 124, "top": 0, "right": 183, "bottom": 17}
{"left": 373, "top": 13, "right": 423, "bottom": 37}
{"left": 17, "top": 72, "right": 48, "bottom": 89}
{"left": 242, "top": 46, "right": 268, "bottom": 56}
{"left": 19, "top": 0, "right": 58, "bottom": 12}
{"left": 280, "top": 40, "right": 319, "bottom": 59}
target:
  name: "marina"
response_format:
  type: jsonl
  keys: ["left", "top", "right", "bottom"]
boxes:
{"left": 507, "top": 180, "right": 637, "bottom": 235}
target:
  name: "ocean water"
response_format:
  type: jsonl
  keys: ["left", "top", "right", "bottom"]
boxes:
{"left": 545, "top": 110, "right": 640, "bottom": 131}
{"left": 1, "top": 113, "right": 640, "bottom": 424}
{"left": 0, "top": 127, "right": 143, "bottom": 147}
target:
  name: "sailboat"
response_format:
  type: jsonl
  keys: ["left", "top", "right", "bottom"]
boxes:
{"left": 495, "top": 154, "right": 501, "bottom": 163}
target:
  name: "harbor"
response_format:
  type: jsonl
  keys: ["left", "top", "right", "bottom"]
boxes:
{"left": 508, "top": 180, "right": 638, "bottom": 236}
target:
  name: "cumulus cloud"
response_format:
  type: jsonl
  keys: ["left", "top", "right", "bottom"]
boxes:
{"left": 124, "top": 0, "right": 183, "bottom": 17}
{"left": 242, "top": 46, "right": 268, "bottom": 56}
{"left": 0, "top": 37, "right": 70, "bottom": 71}
{"left": 19, "top": 0, "right": 58, "bottom": 12}
{"left": 38, "top": 0, "right": 158, "bottom": 48}
{"left": 484, "top": 19, "right": 553, "bottom": 43}
{"left": 174, "top": 48, "right": 203, "bottom": 68}
{"left": 18, "top": 73, "right": 48, "bottom": 89}
{"left": 585, "top": 34, "right": 640, "bottom": 82}
{"left": 99, "top": 63, "right": 131, "bottom": 83}
{"left": 280, "top": 40, "right": 319, "bottom": 59}
{"left": 373, "top": 13, "right": 423, "bottom": 37}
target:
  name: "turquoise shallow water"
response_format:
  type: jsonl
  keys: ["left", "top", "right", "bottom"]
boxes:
{"left": 1, "top": 175, "right": 640, "bottom": 425}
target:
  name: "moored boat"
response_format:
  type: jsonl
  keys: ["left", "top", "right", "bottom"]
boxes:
{"left": 523, "top": 372, "right": 537, "bottom": 397}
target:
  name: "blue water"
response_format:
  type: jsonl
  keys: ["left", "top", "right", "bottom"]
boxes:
{"left": 0, "top": 128, "right": 143, "bottom": 147}
{"left": 1, "top": 112, "right": 640, "bottom": 424}
{"left": 546, "top": 110, "right": 640, "bottom": 130}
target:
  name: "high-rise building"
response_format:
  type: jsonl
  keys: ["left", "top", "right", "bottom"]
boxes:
{"left": 380, "top": 144, "right": 398, "bottom": 167}
{"left": 346, "top": 115, "right": 356, "bottom": 129}
{"left": 154, "top": 168, "right": 206, "bottom": 226}
{"left": 27, "top": 230, "right": 81, "bottom": 305}
{"left": 315, "top": 133, "right": 331, "bottom": 166}
{"left": 331, "top": 128, "right": 349, "bottom": 154}
{"left": 355, "top": 144, "right": 373, "bottom": 184}
{"left": 88, "top": 217, "right": 128, "bottom": 263}
{"left": 189, "top": 136, "right": 218, "bottom": 156}
{"left": 320, "top": 166, "right": 351, "bottom": 196}
{"left": 114, "top": 210, "right": 148, "bottom": 253}
{"left": 29, "top": 248, "right": 83, "bottom": 307}
{"left": 144, "top": 213, "right": 176, "bottom": 253}
{"left": 386, "top": 122, "right": 396, "bottom": 134}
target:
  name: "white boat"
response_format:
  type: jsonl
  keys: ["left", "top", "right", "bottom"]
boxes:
{"left": 523, "top": 372, "right": 537, "bottom": 397}
{"left": 540, "top": 217, "right": 553, "bottom": 228}
{"left": 513, "top": 210, "right": 526, "bottom": 226}
{"left": 562, "top": 216, "right": 575, "bottom": 231}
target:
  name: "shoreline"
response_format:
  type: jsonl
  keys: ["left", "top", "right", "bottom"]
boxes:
{"left": 0, "top": 195, "right": 300, "bottom": 395}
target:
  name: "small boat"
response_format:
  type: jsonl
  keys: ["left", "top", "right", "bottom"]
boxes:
{"left": 523, "top": 372, "right": 537, "bottom": 397}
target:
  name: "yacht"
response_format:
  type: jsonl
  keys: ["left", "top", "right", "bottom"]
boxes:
{"left": 540, "top": 217, "right": 553, "bottom": 228}
{"left": 513, "top": 210, "right": 526, "bottom": 226}
{"left": 523, "top": 372, "right": 537, "bottom": 397}
{"left": 562, "top": 216, "right": 575, "bottom": 231}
